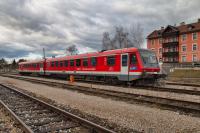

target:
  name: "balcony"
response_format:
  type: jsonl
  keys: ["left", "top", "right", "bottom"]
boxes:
{"left": 163, "top": 60, "right": 179, "bottom": 63}
{"left": 162, "top": 51, "right": 179, "bottom": 57}
{"left": 162, "top": 41, "right": 179, "bottom": 48}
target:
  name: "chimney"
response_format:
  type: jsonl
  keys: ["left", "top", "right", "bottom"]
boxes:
{"left": 161, "top": 26, "right": 164, "bottom": 30}
{"left": 198, "top": 18, "right": 200, "bottom": 23}
{"left": 180, "top": 22, "right": 185, "bottom": 26}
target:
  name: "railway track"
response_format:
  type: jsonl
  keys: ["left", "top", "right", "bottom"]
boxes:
{"left": 0, "top": 74, "right": 200, "bottom": 116}
{"left": 0, "top": 106, "right": 23, "bottom": 133}
{"left": 2, "top": 73, "right": 200, "bottom": 96}
{"left": 165, "top": 81, "right": 200, "bottom": 88}
{"left": 0, "top": 84, "right": 115, "bottom": 133}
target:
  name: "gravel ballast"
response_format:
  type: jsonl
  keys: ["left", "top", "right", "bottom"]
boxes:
{"left": 0, "top": 76, "right": 200, "bottom": 133}
{"left": 5, "top": 75, "right": 200, "bottom": 103}
{"left": 0, "top": 107, "right": 23, "bottom": 133}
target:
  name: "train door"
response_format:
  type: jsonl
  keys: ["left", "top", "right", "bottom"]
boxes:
{"left": 120, "top": 53, "right": 129, "bottom": 81}
{"left": 39, "top": 63, "right": 43, "bottom": 74}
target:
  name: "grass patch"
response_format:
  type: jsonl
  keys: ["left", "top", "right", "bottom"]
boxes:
{"left": 169, "top": 69, "right": 200, "bottom": 78}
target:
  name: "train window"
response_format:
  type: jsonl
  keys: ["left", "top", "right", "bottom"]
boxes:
{"left": 51, "top": 62, "right": 54, "bottom": 67}
{"left": 76, "top": 59, "right": 81, "bottom": 67}
{"left": 91, "top": 57, "right": 97, "bottom": 66}
{"left": 107, "top": 56, "right": 115, "bottom": 66}
{"left": 122, "top": 55, "right": 128, "bottom": 66}
{"left": 83, "top": 58, "right": 88, "bottom": 66}
{"left": 64, "top": 60, "right": 68, "bottom": 67}
{"left": 60, "top": 61, "right": 63, "bottom": 67}
{"left": 70, "top": 60, "right": 74, "bottom": 66}
{"left": 130, "top": 54, "right": 137, "bottom": 65}
{"left": 55, "top": 61, "right": 59, "bottom": 67}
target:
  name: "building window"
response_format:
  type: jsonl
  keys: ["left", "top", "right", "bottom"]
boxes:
{"left": 182, "top": 34, "right": 187, "bottom": 41}
{"left": 159, "top": 48, "right": 162, "bottom": 54}
{"left": 192, "top": 55, "right": 197, "bottom": 62}
{"left": 151, "top": 40, "right": 154, "bottom": 45}
{"left": 192, "top": 33, "right": 197, "bottom": 40}
{"left": 159, "top": 38, "right": 162, "bottom": 44}
{"left": 182, "top": 45, "right": 186, "bottom": 52}
{"left": 182, "top": 56, "right": 186, "bottom": 62}
{"left": 172, "top": 37, "right": 177, "bottom": 42}
{"left": 172, "top": 47, "right": 176, "bottom": 52}
{"left": 192, "top": 44, "right": 197, "bottom": 51}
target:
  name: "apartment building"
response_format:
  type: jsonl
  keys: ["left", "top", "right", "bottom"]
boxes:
{"left": 147, "top": 19, "right": 200, "bottom": 63}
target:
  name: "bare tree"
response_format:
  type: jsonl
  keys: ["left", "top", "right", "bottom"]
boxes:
{"left": 128, "top": 23, "right": 144, "bottom": 48}
{"left": 11, "top": 59, "right": 17, "bottom": 69}
{"left": 112, "top": 26, "right": 131, "bottom": 49}
{"left": 18, "top": 59, "right": 26, "bottom": 63}
{"left": 102, "top": 23, "right": 144, "bottom": 50}
{"left": 66, "top": 45, "right": 79, "bottom": 55}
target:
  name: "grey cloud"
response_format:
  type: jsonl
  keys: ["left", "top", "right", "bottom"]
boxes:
{"left": 0, "top": 0, "right": 200, "bottom": 60}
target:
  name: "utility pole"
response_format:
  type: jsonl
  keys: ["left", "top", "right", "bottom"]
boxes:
{"left": 43, "top": 48, "right": 46, "bottom": 75}
{"left": 43, "top": 48, "right": 46, "bottom": 59}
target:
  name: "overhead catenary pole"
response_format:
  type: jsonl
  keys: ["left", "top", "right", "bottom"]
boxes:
{"left": 43, "top": 48, "right": 46, "bottom": 75}
{"left": 43, "top": 48, "right": 46, "bottom": 59}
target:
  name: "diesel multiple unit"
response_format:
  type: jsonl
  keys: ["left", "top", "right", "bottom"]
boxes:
{"left": 18, "top": 47, "right": 161, "bottom": 84}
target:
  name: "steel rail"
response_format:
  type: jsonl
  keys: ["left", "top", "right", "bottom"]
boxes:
{"left": 0, "top": 84, "right": 116, "bottom": 133}
{"left": 0, "top": 100, "right": 34, "bottom": 133}
{"left": 0, "top": 74, "right": 200, "bottom": 116}
{"left": 0, "top": 74, "right": 200, "bottom": 95}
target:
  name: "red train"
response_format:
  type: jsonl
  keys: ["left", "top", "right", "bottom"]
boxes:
{"left": 18, "top": 47, "right": 162, "bottom": 84}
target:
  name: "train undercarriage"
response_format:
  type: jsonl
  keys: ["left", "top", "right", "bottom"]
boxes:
{"left": 19, "top": 71, "right": 166, "bottom": 87}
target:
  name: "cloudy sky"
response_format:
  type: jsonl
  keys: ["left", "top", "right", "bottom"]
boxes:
{"left": 0, "top": 0, "right": 200, "bottom": 61}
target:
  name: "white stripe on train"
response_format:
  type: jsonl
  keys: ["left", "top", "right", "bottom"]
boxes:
{"left": 19, "top": 70, "right": 145, "bottom": 75}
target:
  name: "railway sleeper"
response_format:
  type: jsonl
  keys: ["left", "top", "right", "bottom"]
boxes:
{"left": 26, "top": 117, "right": 63, "bottom": 127}
{"left": 21, "top": 113, "right": 58, "bottom": 120}
{"left": 15, "top": 109, "right": 50, "bottom": 115}
{"left": 35, "top": 122, "right": 79, "bottom": 133}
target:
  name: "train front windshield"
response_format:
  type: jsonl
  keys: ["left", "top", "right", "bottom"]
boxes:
{"left": 139, "top": 50, "right": 159, "bottom": 68}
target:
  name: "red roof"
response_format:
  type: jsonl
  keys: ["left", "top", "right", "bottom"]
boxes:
{"left": 147, "top": 21, "right": 200, "bottom": 39}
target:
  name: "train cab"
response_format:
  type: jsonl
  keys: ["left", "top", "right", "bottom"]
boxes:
{"left": 120, "top": 48, "right": 160, "bottom": 82}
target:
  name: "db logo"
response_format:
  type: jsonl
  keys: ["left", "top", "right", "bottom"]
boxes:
{"left": 109, "top": 67, "right": 114, "bottom": 71}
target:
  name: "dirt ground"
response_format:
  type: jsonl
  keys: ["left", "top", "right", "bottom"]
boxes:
{"left": 0, "top": 76, "right": 200, "bottom": 133}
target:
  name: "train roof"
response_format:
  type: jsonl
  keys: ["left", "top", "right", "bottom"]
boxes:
{"left": 19, "top": 59, "right": 44, "bottom": 65}
{"left": 19, "top": 47, "right": 139, "bottom": 64}
{"left": 46, "top": 47, "right": 138, "bottom": 62}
